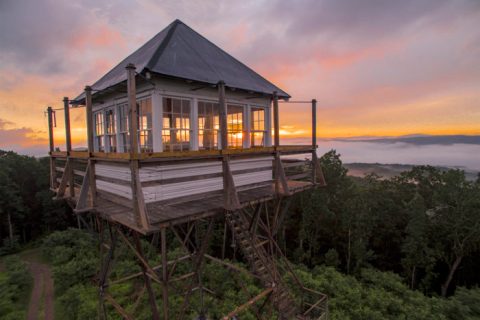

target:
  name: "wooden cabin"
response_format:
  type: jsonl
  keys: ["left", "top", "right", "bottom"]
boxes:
{"left": 50, "top": 19, "right": 323, "bottom": 234}
{"left": 49, "top": 19, "right": 328, "bottom": 319}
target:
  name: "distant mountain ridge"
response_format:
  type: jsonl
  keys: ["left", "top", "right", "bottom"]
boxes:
{"left": 344, "top": 162, "right": 479, "bottom": 181}
{"left": 332, "top": 135, "right": 480, "bottom": 145}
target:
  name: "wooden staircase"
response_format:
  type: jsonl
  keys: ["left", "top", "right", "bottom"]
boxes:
{"left": 226, "top": 210, "right": 299, "bottom": 319}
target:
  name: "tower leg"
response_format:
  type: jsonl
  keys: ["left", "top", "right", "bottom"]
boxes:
{"left": 134, "top": 232, "right": 160, "bottom": 320}
{"left": 161, "top": 228, "right": 169, "bottom": 320}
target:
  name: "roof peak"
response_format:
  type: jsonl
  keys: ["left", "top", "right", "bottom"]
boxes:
{"left": 74, "top": 19, "right": 289, "bottom": 102}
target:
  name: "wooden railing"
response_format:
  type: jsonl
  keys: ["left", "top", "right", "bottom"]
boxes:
{"left": 50, "top": 145, "right": 316, "bottom": 161}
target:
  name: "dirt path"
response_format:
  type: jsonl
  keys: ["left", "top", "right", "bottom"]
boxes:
{"left": 21, "top": 250, "right": 54, "bottom": 320}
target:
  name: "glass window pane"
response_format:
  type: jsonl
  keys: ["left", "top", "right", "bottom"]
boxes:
{"left": 162, "top": 97, "right": 191, "bottom": 151}
{"left": 250, "top": 107, "right": 266, "bottom": 147}
{"left": 198, "top": 101, "right": 220, "bottom": 150}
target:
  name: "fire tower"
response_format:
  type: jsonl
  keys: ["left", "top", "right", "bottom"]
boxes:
{"left": 49, "top": 19, "right": 328, "bottom": 319}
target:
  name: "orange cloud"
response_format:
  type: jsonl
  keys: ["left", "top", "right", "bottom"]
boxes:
{"left": 68, "top": 25, "right": 127, "bottom": 51}
{"left": 0, "top": 118, "right": 47, "bottom": 148}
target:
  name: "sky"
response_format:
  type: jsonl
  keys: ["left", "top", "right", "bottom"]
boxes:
{"left": 0, "top": 0, "right": 479, "bottom": 156}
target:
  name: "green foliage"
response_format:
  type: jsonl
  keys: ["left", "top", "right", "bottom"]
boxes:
{"left": 0, "top": 255, "right": 32, "bottom": 319}
{"left": 290, "top": 152, "right": 480, "bottom": 297}
{"left": 42, "top": 229, "right": 97, "bottom": 295}
{"left": 324, "top": 248, "right": 340, "bottom": 268}
{"left": 0, "top": 151, "right": 74, "bottom": 255}
{"left": 41, "top": 230, "right": 98, "bottom": 318}
{"left": 295, "top": 265, "right": 480, "bottom": 320}
{"left": 58, "top": 284, "right": 98, "bottom": 319}
{"left": 1, "top": 148, "right": 477, "bottom": 317}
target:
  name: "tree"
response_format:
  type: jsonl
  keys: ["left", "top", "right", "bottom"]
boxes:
{"left": 0, "top": 163, "right": 25, "bottom": 249}
{"left": 429, "top": 170, "right": 480, "bottom": 297}
{"left": 401, "top": 194, "right": 435, "bottom": 289}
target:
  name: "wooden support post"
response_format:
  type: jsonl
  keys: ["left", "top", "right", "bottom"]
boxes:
{"left": 218, "top": 80, "right": 228, "bottom": 150}
{"left": 221, "top": 219, "right": 227, "bottom": 260}
{"left": 222, "top": 156, "right": 241, "bottom": 210}
{"left": 178, "top": 218, "right": 215, "bottom": 320}
{"left": 218, "top": 81, "right": 240, "bottom": 209}
{"left": 273, "top": 91, "right": 280, "bottom": 147}
{"left": 161, "top": 228, "right": 169, "bottom": 320}
{"left": 126, "top": 63, "right": 150, "bottom": 230}
{"left": 311, "top": 99, "right": 317, "bottom": 184}
{"left": 272, "top": 92, "right": 290, "bottom": 195}
{"left": 222, "top": 287, "right": 273, "bottom": 320}
{"left": 309, "top": 98, "right": 326, "bottom": 186}
{"left": 134, "top": 232, "right": 160, "bottom": 320}
{"left": 274, "top": 153, "right": 290, "bottom": 196}
{"left": 56, "top": 159, "right": 70, "bottom": 198}
{"left": 64, "top": 97, "right": 75, "bottom": 197}
{"left": 85, "top": 87, "right": 94, "bottom": 153}
{"left": 75, "top": 162, "right": 91, "bottom": 210}
{"left": 47, "top": 106, "right": 55, "bottom": 152}
{"left": 47, "top": 106, "right": 56, "bottom": 189}
{"left": 64, "top": 97, "right": 72, "bottom": 152}
{"left": 272, "top": 197, "right": 292, "bottom": 237}
{"left": 99, "top": 225, "right": 117, "bottom": 296}
{"left": 127, "top": 63, "right": 139, "bottom": 156}
{"left": 104, "top": 294, "right": 134, "bottom": 320}
{"left": 85, "top": 86, "right": 97, "bottom": 206}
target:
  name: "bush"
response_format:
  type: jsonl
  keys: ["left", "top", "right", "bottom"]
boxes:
{"left": 293, "top": 265, "right": 480, "bottom": 320}
{"left": 59, "top": 284, "right": 97, "bottom": 319}
{"left": 0, "top": 236, "right": 21, "bottom": 256}
{"left": 0, "top": 255, "right": 32, "bottom": 319}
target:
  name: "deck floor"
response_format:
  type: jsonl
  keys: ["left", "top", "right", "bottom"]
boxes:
{"left": 86, "top": 180, "right": 313, "bottom": 233}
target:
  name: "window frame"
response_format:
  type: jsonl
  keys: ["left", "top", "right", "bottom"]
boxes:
{"left": 161, "top": 95, "right": 192, "bottom": 152}
{"left": 93, "top": 111, "right": 105, "bottom": 152}
{"left": 197, "top": 100, "right": 220, "bottom": 151}
{"left": 250, "top": 106, "right": 267, "bottom": 148}
{"left": 226, "top": 103, "right": 245, "bottom": 149}
{"left": 137, "top": 97, "right": 153, "bottom": 153}
{"left": 104, "top": 107, "right": 117, "bottom": 152}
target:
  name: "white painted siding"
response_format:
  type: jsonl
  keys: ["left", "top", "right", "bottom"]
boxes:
{"left": 94, "top": 157, "right": 273, "bottom": 203}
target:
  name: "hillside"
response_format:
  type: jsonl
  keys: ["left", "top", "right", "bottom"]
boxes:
{"left": 344, "top": 162, "right": 479, "bottom": 181}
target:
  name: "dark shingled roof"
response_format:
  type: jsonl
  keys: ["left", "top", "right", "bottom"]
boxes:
{"left": 74, "top": 19, "right": 289, "bottom": 102}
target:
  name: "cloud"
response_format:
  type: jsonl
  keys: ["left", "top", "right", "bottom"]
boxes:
{"left": 0, "top": 0, "right": 127, "bottom": 76}
{"left": 0, "top": 118, "right": 47, "bottom": 149}
{"left": 0, "top": 0, "right": 479, "bottom": 153}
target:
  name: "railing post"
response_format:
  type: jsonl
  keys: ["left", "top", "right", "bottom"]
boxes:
{"left": 127, "top": 64, "right": 139, "bottom": 155}
{"left": 85, "top": 86, "right": 97, "bottom": 206}
{"left": 311, "top": 99, "right": 317, "bottom": 184}
{"left": 64, "top": 97, "right": 72, "bottom": 153}
{"left": 47, "top": 106, "right": 56, "bottom": 189}
{"left": 218, "top": 80, "right": 240, "bottom": 210}
{"left": 85, "top": 87, "right": 94, "bottom": 153}
{"left": 126, "top": 63, "right": 150, "bottom": 230}
{"left": 47, "top": 106, "right": 55, "bottom": 153}
{"left": 273, "top": 91, "right": 279, "bottom": 147}
{"left": 64, "top": 97, "right": 75, "bottom": 197}
{"left": 272, "top": 92, "right": 289, "bottom": 195}
{"left": 218, "top": 80, "right": 228, "bottom": 150}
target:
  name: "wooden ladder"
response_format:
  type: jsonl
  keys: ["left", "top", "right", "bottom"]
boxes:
{"left": 226, "top": 210, "right": 299, "bottom": 319}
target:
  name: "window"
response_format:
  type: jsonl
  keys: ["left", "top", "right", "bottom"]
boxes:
{"left": 250, "top": 107, "right": 266, "bottom": 147}
{"left": 162, "top": 97, "right": 191, "bottom": 152}
{"left": 198, "top": 101, "right": 219, "bottom": 150}
{"left": 94, "top": 112, "right": 104, "bottom": 152}
{"left": 137, "top": 97, "right": 153, "bottom": 152}
{"left": 117, "top": 104, "right": 130, "bottom": 152}
{"left": 227, "top": 104, "right": 243, "bottom": 148}
{"left": 105, "top": 109, "right": 117, "bottom": 152}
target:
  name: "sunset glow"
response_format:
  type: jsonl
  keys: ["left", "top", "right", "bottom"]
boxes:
{"left": 1, "top": 0, "right": 479, "bottom": 155}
